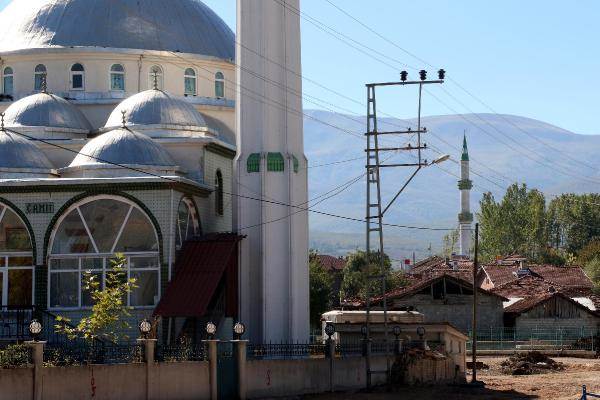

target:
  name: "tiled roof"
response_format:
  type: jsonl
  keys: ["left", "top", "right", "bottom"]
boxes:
{"left": 504, "top": 291, "right": 598, "bottom": 316}
{"left": 491, "top": 275, "right": 559, "bottom": 298}
{"left": 315, "top": 255, "right": 346, "bottom": 272}
{"left": 409, "top": 256, "right": 474, "bottom": 282}
{"left": 481, "top": 264, "right": 593, "bottom": 290}
{"left": 373, "top": 273, "right": 507, "bottom": 303}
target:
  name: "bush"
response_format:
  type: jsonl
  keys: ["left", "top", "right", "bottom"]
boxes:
{"left": 0, "top": 344, "right": 31, "bottom": 368}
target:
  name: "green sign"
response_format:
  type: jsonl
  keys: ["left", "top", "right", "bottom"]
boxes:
{"left": 26, "top": 202, "right": 54, "bottom": 214}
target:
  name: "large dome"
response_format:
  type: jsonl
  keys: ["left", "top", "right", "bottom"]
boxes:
{"left": 0, "top": 130, "right": 56, "bottom": 177}
{"left": 0, "top": 0, "right": 235, "bottom": 60}
{"left": 4, "top": 93, "right": 92, "bottom": 133}
{"left": 105, "top": 89, "right": 208, "bottom": 130}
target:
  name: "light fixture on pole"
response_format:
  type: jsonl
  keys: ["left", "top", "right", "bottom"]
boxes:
{"left": 324, "top": 322, "right": 335, "bottom": 340}
{"left": 29, "top": 319, "right": 42, "bottom": 342}
{"left": 233, "top": 322, "right": 246, "bottom": 340}
{"left": 139, "top": 319, "right": 152, "bottom": 339}
{"left": 206, "top": 321, "right": 217, "bottom": 340}
{"left": 430, "top": 154, "right": 451, "bottom": 165}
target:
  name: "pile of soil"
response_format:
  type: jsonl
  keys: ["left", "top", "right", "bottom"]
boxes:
{"left": 500, "top": 352, "right": 565, "bottom": 375}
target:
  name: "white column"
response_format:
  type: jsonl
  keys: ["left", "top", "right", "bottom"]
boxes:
{"left": 235, "top": 0, "right": 309, "bottom": 343}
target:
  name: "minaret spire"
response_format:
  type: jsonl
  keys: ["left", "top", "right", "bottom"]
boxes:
{"left": 458, "top": 132, "right": 473, "bottom": 257}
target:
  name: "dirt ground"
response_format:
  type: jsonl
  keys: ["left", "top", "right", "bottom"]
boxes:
{"left": 306, "top": 357, "right": 600, "bottom": 400}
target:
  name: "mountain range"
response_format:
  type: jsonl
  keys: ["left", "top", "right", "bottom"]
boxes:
{"left": 304, "top": 110, "right": 600, "bottom": 262}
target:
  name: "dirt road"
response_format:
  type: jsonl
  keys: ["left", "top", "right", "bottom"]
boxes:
{"left": 307, "top": 357, "right": 600, "bottom": 400}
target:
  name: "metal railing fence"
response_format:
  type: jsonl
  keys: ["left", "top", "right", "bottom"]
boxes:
{"left": 468, "top": 327, "right": 598, "bottom": 352}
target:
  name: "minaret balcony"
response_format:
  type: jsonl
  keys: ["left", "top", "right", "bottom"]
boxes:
{"left": 458, "top": 179, "right": 473, "bottom": 190}
{"left": 458, "top": 212, "right": 474, "bottom": 223}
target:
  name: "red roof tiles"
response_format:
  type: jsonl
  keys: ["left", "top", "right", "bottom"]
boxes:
{"left": 315, "top": 254, "right": 346, "bottom": 272}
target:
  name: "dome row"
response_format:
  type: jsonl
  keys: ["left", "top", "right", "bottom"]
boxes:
{"left": 0, "top": 88, "right": 215, "bottom": 178}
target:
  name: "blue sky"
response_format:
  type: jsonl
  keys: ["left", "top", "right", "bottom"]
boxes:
{"left": 2, "top": 0, "right": 599, "bottom": 135}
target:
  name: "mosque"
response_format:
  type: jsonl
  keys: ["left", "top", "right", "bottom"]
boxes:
{"left": 0, "top": 0, "right": 309, "bottom": 343}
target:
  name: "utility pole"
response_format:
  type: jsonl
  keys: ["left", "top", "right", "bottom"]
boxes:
{"left": 471, "top": 222, "right": 480, "bottom": 385}
{"left": 365, "top": 69, "right": 447, "bottom": 389}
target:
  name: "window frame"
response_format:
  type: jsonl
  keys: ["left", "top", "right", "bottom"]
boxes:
{"left": 70, "top": 63, "right": 85, "bottom": 91}
{"left": 0, "top": 204, "right": 35, "bottom": 307}
{"left": 184, "top": 68, "right": 197, "bottom": 96}
{"left": 2, "top": 66, "right": 13, "bottom": 95}
{"left": 109, "top": 64, "right": 126, "bottom": 92}
{"left": 215, "top": 170, "right": 224, "bottom": 216}
{"left": 175, "top": 197, "right": 200, "bottom": 250}
{"left": 47, "top": 195, "right": 161, "bottom": 310}
{"left": 34, "top": 64, "right": 47, "bottom": 92}
{"left": 215, "top": 71, "right": 224, "bottom": 98}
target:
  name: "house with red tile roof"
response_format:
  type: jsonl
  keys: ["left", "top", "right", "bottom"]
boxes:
{"left": 313, "top": 254, "right": 346, "bottom": 307}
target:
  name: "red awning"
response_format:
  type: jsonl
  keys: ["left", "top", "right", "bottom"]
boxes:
{"left": 154, "top": 233, "right": 243, "bottom": 318}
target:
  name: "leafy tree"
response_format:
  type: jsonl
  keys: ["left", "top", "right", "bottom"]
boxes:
{"left": 548, "top": 194, "right": 600, "bottom": 254}
{"left": 309, "top": 251, "right": 333, "bottom": 328}
{"left": 577, "top": 238, "right": 600, "bottom": 265}
{"left": 340, "top": 250, "right": 407, "bottom": 301}
{"left": 584, "top": 258, "right": 600, "bottom": 294}
{"left": 442, "top": 229, "right": 459, "bottom": 257}
{"left": 477, "top": 183, "right": 548, "bottom": 262}
{"left": 55, "top": 254, "right": 137, "bottom": 343}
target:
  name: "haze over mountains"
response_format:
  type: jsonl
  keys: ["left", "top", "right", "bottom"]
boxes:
{"left": 304, "top": 110, "right": 600, "bottom": 262}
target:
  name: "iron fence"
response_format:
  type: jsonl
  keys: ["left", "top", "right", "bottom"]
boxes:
{"left": 467, "top": 327, "right": 598, "bottom": 352}
{"left": 43, "top": 343, "right": 144, "bottom": 366}
{"left": 247, "top": 343, "right": 327, "bottom": 359}
{"left": 156, "top": 343, "right": 206, "bottom": 362}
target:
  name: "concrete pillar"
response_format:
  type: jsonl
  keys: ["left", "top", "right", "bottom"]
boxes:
{"left": 26, "top": 341, "right": 45, "bottom": 400}
{"left": 203, "top": 340, "right": 219, "bottom": 400}
{"left": 233, "top": 340, "right": 248, "bottom": 400}
{"left": 138, "top": 338, "right": 157, "bottom": 400}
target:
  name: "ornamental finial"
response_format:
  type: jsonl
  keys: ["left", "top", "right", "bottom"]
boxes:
{"left": 41, "top": 74, "right": 47, "bottom": 93}
{"left": 121, "top": 110, "right": 127, "bottom": 128}
{"left": 152, "top": 71, "right": 159, "bottom": 90}
{"left": 0, "top": 112, "right": 4, "bottom": 131}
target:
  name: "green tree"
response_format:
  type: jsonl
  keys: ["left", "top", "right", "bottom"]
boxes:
{"left": 548, "top": 194, "right": 600, "bottom": 254}
{"left": 442, "top": 229, "right": 459, "bottom": 257}
{"left": 309, "top": 251, "right": 334, "bottom": 328}
{"left": 584, "top": 258, "right": 600, "bottom": 294}
{"left": 340, "top": 250, "right": 406, "bottom": 301}
{"left": 55, "top": 254, "right": 137, "bottom": 343}
{"left": 477, "top": 183, "right": 548, "bottom": 262}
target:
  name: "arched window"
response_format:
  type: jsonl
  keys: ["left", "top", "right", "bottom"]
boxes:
{"left": 215, "top": 72, "right": 224, "bottom": 98}
{"left": 2, "top": 67, "right": 13, "bottom": 95}
{"left": 34, "top": 64, "right": 47, "bottom": 91}
{"left": 48, "top": 197, "right": 160, "bottom": 309}
{"left": 0, "top": 204, "right": 34, "bottom": 306}
{"left": 149, "top": 65, "right": 163, "bottom": 90}
{"left": 175, "top": 197, "right": 200, "bottom": 250}
{"left": 110, "top": 64, "right": 125, "bottom": 91}
{"left": 215, "top": 170, "right": 224, "bottom": 216}
{"left": 70, "top": 63, "right": 85, "bottom": 90}
{"left": 184, "top": 68, "right": 196, "bottom": 96}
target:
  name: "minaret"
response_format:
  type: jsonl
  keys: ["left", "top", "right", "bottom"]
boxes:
{"left": 235, "top": 0, "right": 309, "bottom": 342}
{"left": 458, "top": 134, "right": 473, "bottom": 257}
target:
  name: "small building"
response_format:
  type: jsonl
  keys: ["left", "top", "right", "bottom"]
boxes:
{"left": 372, "top": 274, "right": 506, "bottom": 333}
{"left": 504, "top": 292, "right": 600, "bottom": 331}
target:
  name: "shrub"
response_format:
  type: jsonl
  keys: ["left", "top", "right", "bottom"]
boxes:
{"left": 0, "top": 344, "right": 31, "bottom": 368}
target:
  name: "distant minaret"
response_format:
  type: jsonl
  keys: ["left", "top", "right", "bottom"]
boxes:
{"left": 458, "top": 134, "right": 473, "bottom": 257}
{"left": 235, "top": 0, "right": 309, "bottom": 343}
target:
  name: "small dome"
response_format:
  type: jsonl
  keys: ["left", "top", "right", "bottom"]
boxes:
{"left": 69, "top": 128, "right": 176, "bottom": 170}
{"left": 0, "top": 129, "right": 55, "bottom": 177}
{"left": 105, "top": 90, "right": 208, "bottom": 131}
{"left": 4, "top": 93, "right": 92, "bottom": 132}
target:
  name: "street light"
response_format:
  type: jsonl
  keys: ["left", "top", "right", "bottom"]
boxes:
{"left": 431, "top": 154, "right": 451, "bottom": 165}
{"left": 206, "top": 321, "right": 217, "bottom": 340}
{"left": 233, "top": 322, "right": 246, "bottom": 340}
{"left": 392, "top": 326, "right": 402, "bottom": 355}
{"left": 324, "top": 322, "right": 335, "bottom": 339}
{"left": 29, "top": 319, "right": 42, "bottom": 342}
{"left": 139, "top": 319, "right": 152, "bottom": 339}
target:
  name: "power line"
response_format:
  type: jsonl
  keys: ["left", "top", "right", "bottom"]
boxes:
{"left": 3, "top": 126, "right": 454, "bottom": 232}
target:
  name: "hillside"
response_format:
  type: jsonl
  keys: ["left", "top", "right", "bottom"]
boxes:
{"left": 304, "top": 111, "right": 600, "bottom": 261}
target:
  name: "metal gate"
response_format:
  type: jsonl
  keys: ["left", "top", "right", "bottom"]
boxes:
{"left": 217, "top": 341, "right": 238, "bottom": 400}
